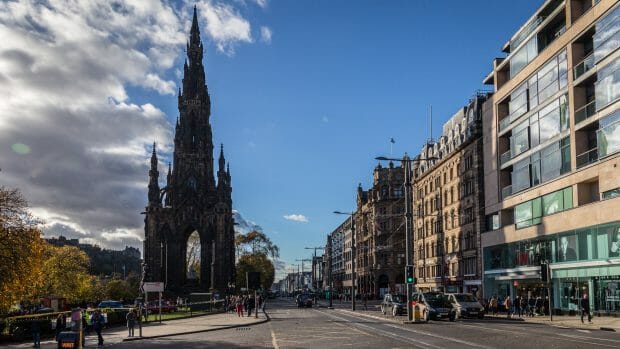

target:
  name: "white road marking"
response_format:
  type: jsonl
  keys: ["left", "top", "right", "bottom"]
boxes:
{"left": 317, "top": 309, "right": 440, "bottom": 349}
{"left": 269, "top": 323, "right": 279, "bottom": 349}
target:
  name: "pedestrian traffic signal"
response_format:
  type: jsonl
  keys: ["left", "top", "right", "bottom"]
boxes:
{"left": 405, "top": 265, "right": 414, "bottom": 284}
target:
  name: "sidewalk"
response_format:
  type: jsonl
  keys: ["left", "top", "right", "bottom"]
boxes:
{"left": 320, "top": 300, "right": 619, "bottom": 332}
{"left": 122, "top": 309, "right": 269, "bottom": 341}
{"left": 0, "top": 310, "right": 269, "bottom": 348}
{"left": 484, "top": 313, "right": 620, "bottom": 332}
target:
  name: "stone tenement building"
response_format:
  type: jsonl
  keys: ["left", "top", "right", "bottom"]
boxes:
{"left": 143, "top": 8, "right": 235, "bottom": 293}
{"left": 355, "top": 162, "right": 407, "bottom": 298}
{"left": 412, "top": 93, "right": 489, "bottom": 296}
{"left": 482, "top": 0, "right": 620, "bottom": 314}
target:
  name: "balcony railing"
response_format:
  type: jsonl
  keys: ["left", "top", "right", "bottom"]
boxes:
{"left": 576, "top": 147, "right": 598, "bottom": 168}
{"left": 500, "top": 150, "right": 512, "bottom": 166}
{"left": 510, "top": 16, "right": 545, "bottom": 51}
{"left": 574, "top": 100, "right": 596, "bottom": 124}
{"left": 502, "top": 185, "right": 513, "bottom": 199}
{"left": 573, "top": 53, "right": 595, "bottom": 80}
{"left": 499, "top": 116, "right": 511, "bottom": 132}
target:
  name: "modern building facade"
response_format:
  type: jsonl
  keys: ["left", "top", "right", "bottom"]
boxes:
{"left": 326, "top": 220, "right": 346, "bottom": 294}
{"left": 355, "top": 163, "right": 407, "bottom": 298}
{"left": 143, "top": 8, "right": 235, "bottom": 293}
{"left": 482, "top": 0, "right": 620, "bottom": 314}
{"left": 412, "top": 94, "right": 489, "bottom": 297}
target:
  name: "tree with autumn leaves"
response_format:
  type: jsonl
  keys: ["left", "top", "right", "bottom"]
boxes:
{"left": 0, "top": 187, "right": 134, "bottom": 313}
{"left": 235, "top": 230, "right": 279, "bottom": 290}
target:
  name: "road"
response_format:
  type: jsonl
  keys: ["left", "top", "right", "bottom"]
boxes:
{"left": 5, "top": 299, "right": 620, "bottom": 348}
{"left": 113, "top": 298, "right": 619, "bottom": 349}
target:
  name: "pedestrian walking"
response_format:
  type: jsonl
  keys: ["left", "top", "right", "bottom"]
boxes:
{"left": 580, "top": 294, "right": 592, "bottom": 323}
{"left": 362, "top": 293, "right": 368, "bottom": 311}
{"left": 91, "top": 309, "right": 105, "bottom": 346}
{"left": 55, "top": 313, "right": 65, "bottom": 342}
{"left": 520, "top": 296, "right": 528, "bottom": 318}
{"left": 504, "top": 296, "right": 512, "bottom": 318}
{"left": 489, "top": 296, "right": 498, "bottom": 315}
{"left": 126, "top": 308, "right": 137, "bottom": 337}
{"left": 246, "top": 295, "right": 255, "bottom": 317}
{"left": 514, "top": 296, "right": 521, "bottom": 318}
{"left": 235, "top": 297, "right": 243, "bottom": 317}
{"left": 31, "top": 317, "right": 41, "bottom": 348}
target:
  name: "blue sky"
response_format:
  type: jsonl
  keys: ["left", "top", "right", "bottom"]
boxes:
{"left": 155, "top": 1, "right": 542, "bottom": 278}
{"left": 0, "top": 0, "right": 542, "bottom": 280}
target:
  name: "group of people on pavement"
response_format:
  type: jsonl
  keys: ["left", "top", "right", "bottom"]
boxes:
{"left": 226, "top": 294, "right": 264, "bottom": 317}
{"left": 485, "top": 294, "right": 593, "bottom": 323}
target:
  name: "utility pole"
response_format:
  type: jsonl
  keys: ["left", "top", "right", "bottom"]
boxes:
{"left": 305, "top": 247, "right": 324, "bottom": 290}
{"left": 295, "top": 258, "right": 312, "bottom": 291}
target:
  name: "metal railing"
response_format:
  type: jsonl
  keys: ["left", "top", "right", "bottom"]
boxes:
{"left": 500, "top": 150, "right": 512, "bottom": 166}
{"left": 501, "top": 185, "right": 513, "bottom": 199}
{"left": 499, "top": 116, "right": 511, "bottom": 132}
{"left": 574, "top": 99, "right": 596, "bottom": 124}
{"left": 573, "top": 53, "right": 595, "bottom": 80}
{"left": 576, "top": 147, "right": 598, "bottom": 168}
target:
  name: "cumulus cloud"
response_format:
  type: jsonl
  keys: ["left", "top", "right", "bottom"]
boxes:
{"left": 283, "top": 214, "right": 309, "bottom": 223}
{"left": 196, "top": 0, "right": 253, "bottom": 55}
{"left": 260, "top": 26, "right": 272, "bottom": 43}
{"left": 0, "top": 0, "right": 269, "bottom": 251}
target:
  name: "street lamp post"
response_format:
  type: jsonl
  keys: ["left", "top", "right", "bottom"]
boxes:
{"left": 334, "top": 211, "right": 356, "bottom": 311}
{"left": 376, "top": 154, "right": 436, "bottom": 322}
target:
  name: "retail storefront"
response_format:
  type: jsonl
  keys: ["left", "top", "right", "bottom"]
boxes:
{"left": 483, "top": 220, "right": 620, "bottom": 313}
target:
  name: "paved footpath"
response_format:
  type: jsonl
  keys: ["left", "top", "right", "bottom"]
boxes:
{"left": 1, "top": 310, "right": 268, "bottom": 348}
{"left": 318, "top": 299, "right": 620, "bottom": 332}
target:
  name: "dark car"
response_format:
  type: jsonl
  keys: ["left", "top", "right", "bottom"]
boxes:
{"left": 296, "top": 294, "right": 313, "bottom": 308}
{"left": 381, "top": 294, "right": 406, "bottom": 316}
{"left": 424, "top": 292, "right": 457, "bottom": 321}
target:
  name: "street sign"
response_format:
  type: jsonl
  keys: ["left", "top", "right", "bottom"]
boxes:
{"left": 143, "top": 282, "right": 164, "bottom": 292}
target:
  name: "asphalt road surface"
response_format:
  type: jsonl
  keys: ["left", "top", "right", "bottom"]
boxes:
{"left": 111, "top": 298, "right": 620, "bottom": 349}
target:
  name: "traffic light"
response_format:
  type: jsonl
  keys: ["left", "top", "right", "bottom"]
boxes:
{"left": 405, "top": 265, "right": 414, "bottom": 284}
{"left": 540, "top": 262, "right": 549, "bottom": 283}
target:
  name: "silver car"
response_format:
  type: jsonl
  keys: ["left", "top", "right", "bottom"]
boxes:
{"left": 447, "top": 293, "right": 485, "bottom": 319}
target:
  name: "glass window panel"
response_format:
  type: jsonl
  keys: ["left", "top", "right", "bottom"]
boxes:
{"left": 558, "top": 233, "right": 578, "bottom": 262}
{"left": 559, "top": 94, "right": 569, "bottom": 131}
{"left": 541, "top": 144, "right": 561, "bottom": 182}
{"left": 511, "top": 46, "right": 528, "bottom": 77}
{"left": 532, "top": 197, "right": 542, "bottom": 223}
{"left": 529, "top": 76, "right": 539, "bottom": 108}
{"left": 609, "top": 224, "right": 620, "bottom": 258}
{"left": 531, "top": 158, "right": 541, "bottom": 186}
{"left": 563, "top": 186, "right": 573, "bottom": 209}
{"left": 511, "top": 126, "right": 530, "bottom": 156}
{"left": 594, "top": 10, "right": 620, "bottom": 63}
{"left": 597, "top": 114, "right": 620, "bottom": 158}
{"left": 530, "top": 115, "right": 540, "bottom": 147}
{"left": 543, "top": 190, "right": 563, "bottom": 215}
{"left": 577, "top": 229, "right": 590, "bottom": 261}
{"left": 561, "top": 141, "right": 571, "bottom": 174}
{"left": 595, "top": 69, "right": 620, "bottom": 111}
{"left": 539, "top": 104, "right": 561, "bottom": 144}
{"left": 512, "top": 161, "right": 531, "bottom": 193}
{"left": 515, "top": 201, "right": 532, "bottom": 228}
{"left": 602, "top": 187, "right": 620, "bottom": 200}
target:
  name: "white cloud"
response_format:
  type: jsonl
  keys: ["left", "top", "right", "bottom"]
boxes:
{"left": 196, "top": 0, "right": 253, "bottom": 55}
{"left": 283, "top": 214, "right": 309, "bottom": 223}
{"left": 0, "top": 0, "right": 269, "bottom": 251}
{"left": 260, "top": 26, "right": 272, "bottom": 44}
{"left": 252, "top": 0, "right": 268, "bottom": 8}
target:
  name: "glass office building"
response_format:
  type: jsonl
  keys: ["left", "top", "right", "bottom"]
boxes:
{"left": 482, "top": 1, "right": 620, "bottom": 315}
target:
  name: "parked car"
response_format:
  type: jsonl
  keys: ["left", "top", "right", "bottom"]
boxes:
{"left": 98, "top": 300, "right": 124, "bottom": 309}
{"left": 296, "top": 294, "right": 313, "bottom": 308}
{"left": 381, "top": 293, "right": 406, "bottom": 317}
{"left": 447, "top": 293, "right": 485, "bottom": 319}
{"left": 423, "top": 292, "right": 457, "bottom": 321}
